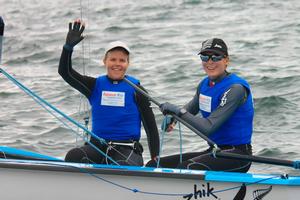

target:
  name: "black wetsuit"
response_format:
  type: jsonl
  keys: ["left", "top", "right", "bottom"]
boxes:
{"left": 147, "top": 72, "right": 253, "bottom": 172}
{"left": 59, "top": 47, "right": 159, "bottom": 166}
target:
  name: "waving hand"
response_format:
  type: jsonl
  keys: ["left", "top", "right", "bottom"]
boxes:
{"left": 65, "top": 19, "right": 85, "bottom": 50}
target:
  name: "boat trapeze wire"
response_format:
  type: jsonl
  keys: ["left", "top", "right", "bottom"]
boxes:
{"left": 0, "top": 67, "right": 119, "bottom": 165}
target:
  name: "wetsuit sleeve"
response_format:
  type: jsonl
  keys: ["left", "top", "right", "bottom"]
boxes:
{"left": 180, "top": 84, "right": 248, "bottom": 136}
{"left": 58, "top": 47, "right": 96, "bottom": 98}
{"left": 135, "top": 84, "right": 160, "bottom": 159}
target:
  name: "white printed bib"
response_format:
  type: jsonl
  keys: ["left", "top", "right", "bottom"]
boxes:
{"left": 199, "top": 94, "right": 212, "bottom": 113}
{"left": 101, "top": 91, "right": 125, "bottom": 107}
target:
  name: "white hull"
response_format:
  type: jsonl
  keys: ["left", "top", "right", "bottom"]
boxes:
{"left": 0, "top": 159, "right": 299, "bottom": 200}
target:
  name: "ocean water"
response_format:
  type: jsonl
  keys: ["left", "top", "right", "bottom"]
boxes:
{"left": 1, "top": 0, "right": 300, "bottom": 175}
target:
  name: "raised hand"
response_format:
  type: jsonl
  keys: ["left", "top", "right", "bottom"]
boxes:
{"left": 65, "top": 19, "right": 85, "bottom": 50}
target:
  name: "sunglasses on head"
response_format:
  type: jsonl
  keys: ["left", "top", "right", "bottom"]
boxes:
{"left": 199, "top": 54, "right": 225, "bottom": 62}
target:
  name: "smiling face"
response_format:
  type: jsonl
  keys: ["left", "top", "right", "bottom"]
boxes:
{"left": 201, "top": 52, "right": 229, "bottom": 80}
{"left": 103, "top": 48, "right": 129, "bottom": 80}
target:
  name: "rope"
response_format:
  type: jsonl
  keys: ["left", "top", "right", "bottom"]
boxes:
{"left": 157, "top": 118, "right": 184, "bottom": 166}
{"left": 76, "top": 95, "right": 90, "bottom": 145}
{"left": 76, "top": 0, "right": 91, "bottom": 146}
{"left": 213, "top": 175, "right": 281, "bottom": 194}
{"left": 156, "top": 116, "right": 167, "bottom": 168}
{"left": 178, "top": 121, "right": 183, "bottom": 164}
{"left": 0, "top": 68, "right": 119, "bottom": 166}
{"left": 1, "top": 68, "right": 143, "bottom": 166}
{"left": 0, "top": 158, "right": 287, "bottom": 198}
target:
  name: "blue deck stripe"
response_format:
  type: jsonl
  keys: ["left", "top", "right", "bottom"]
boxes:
{"left": 205, "top": 171, "right": 300, "bottom": 186}
{"left": 0, "top": 146, "right": 62, "bottom": 161}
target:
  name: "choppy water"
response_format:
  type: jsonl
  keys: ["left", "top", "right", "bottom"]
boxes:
{"left": 1, "top": 0, "right": 300, "bottom": 175}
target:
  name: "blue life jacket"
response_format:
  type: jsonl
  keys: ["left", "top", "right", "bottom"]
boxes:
{"left": 198, "top": 74, "right": 254, "bottom": 145}
{"left": 89, "top": 75, "right": 141, "bottom": 141}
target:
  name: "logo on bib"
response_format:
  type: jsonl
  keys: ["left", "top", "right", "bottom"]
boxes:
{"left": 199, "top": 94, "right": 212, "bottom": 113}
{"left": 101, "top": 91, "right": 125, "bottom": 107}
{"left": 220, "top": 89, "right": 231, "bottom": 107}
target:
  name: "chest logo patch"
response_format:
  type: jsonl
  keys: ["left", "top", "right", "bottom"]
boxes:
{"left": 220, "top": 89, "right": 231, "bottom": 107}
{"left": 199, "top": 94, "right": 212, "bottom": 113}
{"left": 101, "top": 91, "right": 125, "bottom": 107}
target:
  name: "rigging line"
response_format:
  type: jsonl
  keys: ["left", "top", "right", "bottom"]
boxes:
{"left": 77, "top": 0, "right": 87, "bottom": 142}
{"left": 0, "top": 67, "right": 119, "bottom": 166}
{"left": 79, "top": 0, "right": 86, "bottom": 76}
{"left": 158, "top": 118, "right": 183, "bottom": 165}
{"left": 86, "top": 0, "right": 91, "bottom": 72}
{"left": 0, "top": 69, "right": 116, "bottom": 164}
{"left": 76, "top": 96, "right": 90, "bottom": 143}
{"left": 213, "top": 175, "right": 281, "bottom": 194}
{"left": 178, "top": 122, "right": 183, "bottom": 163}
{"left": 80, "top": 0, "right": 91, "bottom": 70}
{"left": 0, "top": 16, "right": 4, "bottom": 64}
{"left": 1, "top": 68, "right": 139, "bottom": 166}
{"left": 2, "top": 159, "right": 286, "bottom": 198}
{"left": 20, "top": 88, "right": 108, "bottom": 164}
{"left": 157, "top": 117, "right": 168, "bottom": 168}
{"left": 77, "top": 0, "right": 92, "bottom": 145}
{"left": 105, "top": 143, "right": 143, "bottom": 166}
{"left": 2, "top": 159, "right": 190, "bottom": 197}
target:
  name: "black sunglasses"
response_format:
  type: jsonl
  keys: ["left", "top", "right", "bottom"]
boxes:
{"left": 200, "top": 54, "right": 225, "bottom": 62}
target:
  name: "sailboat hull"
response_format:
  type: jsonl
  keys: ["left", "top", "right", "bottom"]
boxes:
{"left": 0, "top": 158, "right": 299, "bottom": 200}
